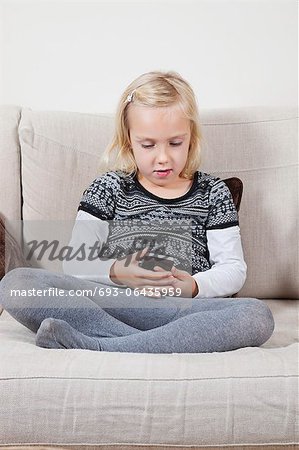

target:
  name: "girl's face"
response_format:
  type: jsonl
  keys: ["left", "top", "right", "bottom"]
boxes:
{"left": 128, "top": 103, "right": 191, "bottom": 187}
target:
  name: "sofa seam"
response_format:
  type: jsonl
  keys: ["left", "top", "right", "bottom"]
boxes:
{"left": 19, "top": 129, "right": 102, "bottom": 157}
{"left": 0, "top": 441, "right": 298, "bottom": 448}
{"left": 0, "top": 375, "right": 297, "bottom": 382}
{"left": 201, "top": 116, "right": 298, "bottom": 126}
{"left": 210, "top": 163, "right": 298, "bottom": 172}
{"left": 16, "top": 107, "right": 23, "bottom": 222}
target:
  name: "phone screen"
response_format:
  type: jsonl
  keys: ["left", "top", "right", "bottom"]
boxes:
{"left": 139, "top": 255, "right": 174, "bottom": 271}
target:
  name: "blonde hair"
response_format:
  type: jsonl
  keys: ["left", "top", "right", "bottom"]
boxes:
{"left": 100, "top": 70, "right": 202, "bottom": 179}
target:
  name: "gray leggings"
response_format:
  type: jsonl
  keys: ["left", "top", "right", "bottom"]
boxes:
{"left": 0, "top": 267, "right": 275, "bottom": 353}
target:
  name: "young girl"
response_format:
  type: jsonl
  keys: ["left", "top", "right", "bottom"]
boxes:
{"left": 0, "top": 70, "right": 274, "bottom": 353}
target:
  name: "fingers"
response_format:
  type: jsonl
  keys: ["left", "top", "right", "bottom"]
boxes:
{"left": 169, "top": 266, "right": 190, "bottom": 281}
{"left": 135, "top": 285, "right": 181, "bottom": 298}
{"left": 134, "top": 246, "right": 150, "bottom": 263}
{"left": 153, "top": 266, "right": 165, "bottom": 271}
{"left": 123, "top": 247, "right": 179, "bottom": 288}
{"left": 137, "top": 285, "right": 181, "bottom": 298}
{"left": 135, "top": 286, "right": 162, "bottom": 298}
{"left": 113, "top": 266, "right": 174, "bottom": 288}
{"left": 139, "top": 266, "right": 174, "bottom": 280}
{"left": 141, "top": 275, "right": 175, "bottom": 286}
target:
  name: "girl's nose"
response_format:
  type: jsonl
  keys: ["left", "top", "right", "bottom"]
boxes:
{"left": 156, "top": 146, "right": 169, "bottom": 163}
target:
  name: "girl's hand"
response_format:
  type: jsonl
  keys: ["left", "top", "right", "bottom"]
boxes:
{"left": 110, "top": 247, "right": 176, "bottom": 297}
{"left": 153, "top": 265, "right": 199, "bottom": 298}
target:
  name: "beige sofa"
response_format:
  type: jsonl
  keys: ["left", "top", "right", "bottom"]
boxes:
{"left": 0, "top": 105, "right": 298, "bottom": 449}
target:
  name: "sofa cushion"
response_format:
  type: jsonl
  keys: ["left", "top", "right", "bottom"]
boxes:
{"left": 18, "top": 109, "right": 114, "bottom": 221}
{"left": 0, "top": 106, "right": 22, "bottom": 222}
{"left": 199, "top": 107, "right": 298, "bottom": 299}
{"left": 0, "top": 299, "right": 298, "bottom": 446}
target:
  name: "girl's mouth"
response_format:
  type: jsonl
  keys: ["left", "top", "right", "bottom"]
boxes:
{"left": 154, "top": 169, "right": 172, "bottom": 177}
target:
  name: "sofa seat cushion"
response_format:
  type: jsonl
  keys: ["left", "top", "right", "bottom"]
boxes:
{"left": 0, "top": 299, "right": 298, "bottom": 447}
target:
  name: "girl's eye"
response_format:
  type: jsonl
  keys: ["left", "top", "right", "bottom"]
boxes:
{"left": 141, "top": 142, "right": 182, "bottom": 149}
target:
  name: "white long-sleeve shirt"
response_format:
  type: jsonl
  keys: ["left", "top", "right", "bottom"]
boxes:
{"left": 63, "top": 170, "right": 247, "bottom": 298}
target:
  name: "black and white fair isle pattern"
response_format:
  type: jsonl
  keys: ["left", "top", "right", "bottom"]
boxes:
{"left": 78, "top": 170, "right": 239, "bottom": 275}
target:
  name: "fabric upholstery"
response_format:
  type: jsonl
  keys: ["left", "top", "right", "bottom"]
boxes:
{"left": 0, "top": 105, "right": 22, "bottom": 222}
{"left": 0, "top": 299, "right": 298, "bottom": 446}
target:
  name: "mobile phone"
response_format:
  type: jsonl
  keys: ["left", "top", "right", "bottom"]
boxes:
{"left": 139, "top": 254, "right": 174, "bottom": 271}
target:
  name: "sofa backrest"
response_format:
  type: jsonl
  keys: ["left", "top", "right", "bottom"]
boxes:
{"left": 0, "top": 105, "right": 298, "bottom": 299}
{"left": 0, "top": 106, "right": 22, "bottom": 221}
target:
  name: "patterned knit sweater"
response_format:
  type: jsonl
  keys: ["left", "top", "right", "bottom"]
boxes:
{"left": 77, "top": 170, "right": 239, "bottom": 277}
